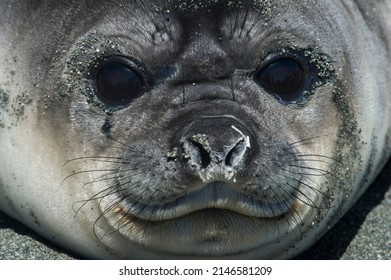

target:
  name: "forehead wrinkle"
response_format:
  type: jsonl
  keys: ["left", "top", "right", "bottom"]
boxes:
{"left": 222, "top": 1, "right": 347, "bottom": 59}
{"left": 86, "top": 3, "right": 182, "bottom": 58}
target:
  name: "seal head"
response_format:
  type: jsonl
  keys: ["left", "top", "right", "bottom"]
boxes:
{"left": 1, "top": 0, "right": 391, "bottom": 259}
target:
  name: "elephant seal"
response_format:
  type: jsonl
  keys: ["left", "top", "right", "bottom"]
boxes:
{"left": 1, "top": 0, "right": 391, "bottom": 259}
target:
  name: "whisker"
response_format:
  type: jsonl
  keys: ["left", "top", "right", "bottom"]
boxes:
{"left": 284, "top": 165, "right": 333, "bottom": 177}
{"left": 260, "top": 177, "right": 302, "bottom": 236}
{"left": 62, "top": 156, "right": 129, "bottom": 169}
{"left": 73, "top": 182, "right": 121, "bottom": 215}
{"left": 297, "top": 154, "right": 335, "bottom": 161}
{"left": 288, "top": 135, "right": 328, "bottom": 148}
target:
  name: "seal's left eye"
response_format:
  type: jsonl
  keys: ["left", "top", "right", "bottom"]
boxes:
{"left": 255, "top": 58, "right": 305, "bottom": 102}
{"left": 96, "top": 60, "right": 145, "bottom": 105}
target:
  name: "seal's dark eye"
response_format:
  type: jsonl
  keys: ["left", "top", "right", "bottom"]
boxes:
{"left": 96, "top": 60, "right": 145, "bottom": 105}
{"left": 255, "top": 58, "right": 305, "bottom": 101}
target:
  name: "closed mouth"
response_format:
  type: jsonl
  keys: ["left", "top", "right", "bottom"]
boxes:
{"left": 116, "top": 181, "right": 296, "bottom": 222}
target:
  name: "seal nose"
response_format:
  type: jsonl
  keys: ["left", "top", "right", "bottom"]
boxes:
{"left": 182, "top": 131, "right": 249, "bottom": 170}
{"left": 179, "top": 118, "right": 251, "bottom": 180}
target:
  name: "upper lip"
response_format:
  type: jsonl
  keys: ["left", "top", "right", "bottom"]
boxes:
{"left": 118, "top": 181, "right": 295, "bottom": 221}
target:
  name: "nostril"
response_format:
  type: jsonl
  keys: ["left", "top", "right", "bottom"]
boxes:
{"left": 184, "top": 139, "right": 212, "bottom": 169}
{"left": 224, "top": 125, "right": 251, "bottom": 168}
{"left": 180, "top": 124, "right": 251, "bottom": 174}
{"left": 224, "top": 139, "right": 247, "bottom": 168}
{"left": 189, "top": 140, "right": 212, "bottom": 168}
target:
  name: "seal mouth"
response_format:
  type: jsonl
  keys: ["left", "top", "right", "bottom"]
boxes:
{"left": 116, "top": 181, "right": 295, "bottom": 222}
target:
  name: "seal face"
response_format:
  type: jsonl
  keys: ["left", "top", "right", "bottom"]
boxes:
{"left": 1, "top": 0, "right": 391, "bottom": 259}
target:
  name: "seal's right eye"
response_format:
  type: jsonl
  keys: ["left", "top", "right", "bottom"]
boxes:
{"left": 96, "top": 58, "right": 146, "bottom": 105}
{"left": 255, "top": 58, "right": 305, "bottom": 102}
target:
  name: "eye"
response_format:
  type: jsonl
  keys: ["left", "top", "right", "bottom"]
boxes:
{"left": 255, "top": 58, "right": 306, "bottom": 101}
{"left": 95, "top": 57, "right": 146, "bottom": 105}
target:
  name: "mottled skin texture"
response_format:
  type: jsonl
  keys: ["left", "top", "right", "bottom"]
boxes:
{"left": 0, "top": 0, "right": 391, "bottom": 259}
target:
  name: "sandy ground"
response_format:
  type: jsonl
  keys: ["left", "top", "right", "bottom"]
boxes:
{"left": 1, "top": 160, "right": 390, "bottom": 260}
